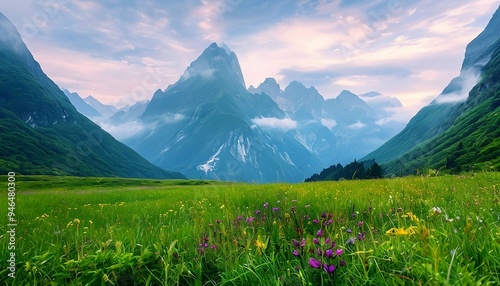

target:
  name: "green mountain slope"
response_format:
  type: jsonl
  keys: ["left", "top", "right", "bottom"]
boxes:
{"left": 0, "top": 13, "right": 185, "bottom": 179}
{"left": 383, "top": 45, "right": 500, "bottom": 175}
{"left": 362, "top": 6, "right": 500, "bottom": 164}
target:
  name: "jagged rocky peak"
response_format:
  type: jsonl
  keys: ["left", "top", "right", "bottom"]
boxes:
{"left": 248, "top": 77, "right": 282, "bottom": 99}
{"left": 180, "top": 42, "right": 246, "bottom": 88}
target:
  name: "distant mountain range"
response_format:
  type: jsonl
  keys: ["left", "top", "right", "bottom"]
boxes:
{"left": 0, "top": 12, "right": 185, "bottom": 179}
{"left": 115, "top": 42, "right": 405, "bottom": 182}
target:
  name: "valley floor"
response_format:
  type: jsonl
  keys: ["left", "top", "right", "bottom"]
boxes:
{"left": 1, "top": 173, "right": 499, "bottom": 285}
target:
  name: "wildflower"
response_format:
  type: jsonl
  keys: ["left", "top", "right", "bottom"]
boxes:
{"left": 336, "top": 249, "right": 344, "bottom": 256}
{"left": 284, "top": 213, "right": 290, "bottom": 219}
{"left": 264, "top": 202, "right": 269, "bottom": 208}
{"left": 346, "top": 237, "right": 355, "bottom": 245}
{"left": 308, "top": 258, "right": 322, "bottom": 268}
{"left": 272, "top": 207, "right": 279, "bottom": 212}
{"left": 255, "top": 210, "right": 261, "bottom": 215}
{"left": 290, "top": 206, "right": 296, "bottom": 213}
{"left": 293, "top": 249, "right": 300, "bottom": 256}
{"left": 246, "top": 217, "right": 254, "bottom": 223}
{"left": 323, "top": 264, "right": 335, "bottom": 274}
{"left": 300, "top": 238, "right": 306, "bottom": 247}
{"left": 321, "top": 212, "right": 327, "bottom": 218}
{"left": 292, "top": 239, "right": 299, "bottom": 247}
{"left": 313, "top": 219, "right": 319, "bottom": 224}
{"left": 340, "top": 260, "right": 346, "bottom": 267}
{"left": 357, "top": 232, "right": 365, "bottom": 240}
{"left": 313, "top": 238, "right": 319, "bottom": 245}
{"left": 216, "top": 219, "right": 221, "bottom": 224}
{"left": 346, "top": 228, "right": 352, "bottom": 233}
{"left": 325, "top": 249, "right": 333, "bottom": 258}
{"left": 385, "top": 226, "right": 416, "bottom": 236}
{"left": 325, "top": 238, "right": 331, "bottom": 245}
{"left": 255, "top": 236, "right": 266, "bottom": 254}
{"left": 358, "top": 221, "right": 364, "bottom": 227}
{"left": 317, "top": 229, "right": 323, "bottom": 237}
{"left": 430, "top": 207, "right": 442, "bottom": 215}
{"left": 403, "top": 212, "right": 420, "bottom": 222}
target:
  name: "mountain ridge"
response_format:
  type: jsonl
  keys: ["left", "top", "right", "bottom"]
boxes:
{"left": 0, "top": 12, "right": 185, "bottom": 179}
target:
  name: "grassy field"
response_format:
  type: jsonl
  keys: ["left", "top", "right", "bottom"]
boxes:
{"left": 1, "top": 173, "right": 499, "bottom": 285}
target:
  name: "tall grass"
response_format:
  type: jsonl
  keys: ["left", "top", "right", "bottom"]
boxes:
{"left": 0, "top": 173, "right": 499, "bottom": 285}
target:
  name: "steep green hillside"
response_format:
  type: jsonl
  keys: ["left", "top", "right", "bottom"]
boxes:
{"left": 0, "top": 13, "right": 185, "bottom": 179}
{"left": 383, "top": 45, "right": 500, "bottom": 175}
{"left": 363, "top": 7, "right": 500, "bottom": 164}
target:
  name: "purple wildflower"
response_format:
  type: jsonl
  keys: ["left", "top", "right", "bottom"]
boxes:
{"left": 272, "top": 207, "right": 279, "bottom": 212}
{"left": 347, "top": 228, "right": 352, "bottom": 233}
{"left": 317, "top": 229, "right": 323, "bottom": 237}
{"left": 237, "top": 215, "right": 243, "bottom": 221}
{"left": 357, "top": 232, "right": 365, "bottom": 240}
{"left": 323, "top": 264, "right": 335, "bottom": 274}
{"left": 325, "top": 249, "right": 333, "bottom": 258}
{"left": 346, "top": 237, "right": 355, "bottom": 245}
{"left": 292, "top": 239, "right": 299, "bottom": 247}
{"left": 313, "top": 219, "right": 319, "bottom": 224}
{"left": 308, "top": 258, "right": 322, "bottom": 268}
{"left": 313, "top": 238, "right": 319, "bottom": 245}
{"left": 317, "top": 248, "right": 322, "bottom": 256}
{"left": 321, "top": 212, "right": 327, "bottom": 218}
{"left": 325, "top": 238, "right": 331, "bottom": 245}
{"left": 358, "top": 221, "right": 364, "bottom": 227}
{"left": 293, "top": 249, "right": 300, "bottom": 256}
{"left": 336, "top": 249, "right": 344, "bottom": 256}
{"left": 300, "top": 238, "right": 306, "bottom": 247}
{"left": 246, "top": 217, "right": 254, "bottom": 223}
{"left": 340, "top": 260, "right": 346, "bottom": 267}
{"left": 264, "top": 202, "right": 269, "bottom": 208}
{"left": 255, "top": 210, "right": 261, "bottom": 215}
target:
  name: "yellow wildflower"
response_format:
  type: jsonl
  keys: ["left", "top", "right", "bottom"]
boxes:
{"left": 255, "top": 235, "right": 267, "bottom": 255}
{"left": 401, "top": 212, "right": 419, "bottom": 222}
{"left": 386, "top": 226, "right": 416, "bottom": 236}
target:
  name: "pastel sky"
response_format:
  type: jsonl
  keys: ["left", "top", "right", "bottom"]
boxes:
{"left": 1, "top": 0, "right": 498, "bottom": 120}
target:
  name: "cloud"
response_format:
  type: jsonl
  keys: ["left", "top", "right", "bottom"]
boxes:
{"left": 434, "top": 69, "right": 481, "bottom": 104}
{"left": 347, "top": 121, "right": 367, "bottom": 129}
{"left": 96, "top": 120, "right": 144, "bottom": 141}
{"left": 252, "top": 117, "right": 298, "bottom": 132}
{"left": 160, "top": 113, "right": 186, "bottom": 124}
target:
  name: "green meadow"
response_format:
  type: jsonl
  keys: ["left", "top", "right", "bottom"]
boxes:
{"left": 1, "top": 173, "right": 499, "bottom": 285}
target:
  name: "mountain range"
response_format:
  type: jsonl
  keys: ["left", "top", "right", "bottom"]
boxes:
{"left": 2, "top": 4, "right": 499, "bottom": 182}
{"left": 113, "top": 42, "right": 405, "bottom": 182}
{"left": 0, "top": 12, "right": 185, "bottom": 179}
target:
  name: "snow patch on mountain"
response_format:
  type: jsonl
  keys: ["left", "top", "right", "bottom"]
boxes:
{"left": 197, "top": 145, "right": 224, "bottom": 175}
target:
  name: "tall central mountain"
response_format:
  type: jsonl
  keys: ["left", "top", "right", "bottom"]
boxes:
{"left": 0, "top": 12, "right": 185, "bottom": 179}
{"left": 124, "top": 43, "right": 404, "bottom": 182}
{"left": 126, "top": 43, "right": 324, "bottom": 182}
